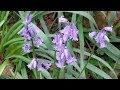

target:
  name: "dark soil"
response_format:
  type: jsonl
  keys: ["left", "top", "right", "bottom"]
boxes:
{"left": 35, "top": 12, "right": 57, "bottom": 33}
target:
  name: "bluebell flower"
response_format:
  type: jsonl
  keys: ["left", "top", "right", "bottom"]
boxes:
{"left": 28, "top": 27, "right": 36, "bottom": 36}
{"left": 27, "top": 58, "right": 37, "bottom": 70}
{"left": 89, "top": 26, "right": 112, "bottom": 48}
{"left": 89, "top": 31, "right": 97, "bottom": 38}
{"left": 55, "top": 45, "right": 65, "bottom": 52}
{"left": 64, "top": 47, "right": 77, "bottom": 64}
{"left": 26, "top": 14, "right": 32, "bottom": 25}
{"left": 99, "top": 41, "right": 106, "bottom": 48}
{"left": 18, "top": 28, "right": 32, "bottom": 41}
{"left": 22, "top": 44, "right": 31, "bottom": 53}
{"left": 35, "top": 38, "right": 43, "bottom": 47}
{"left": 18, "top": 14, "right": 43, "bottom": 53}
{"left": 52, "top": 16, "right": 78, "bottom": 68}
{"left": 66, "top": 57, "right": 77, "bottom": 65}
{"left": 60, "top": 26, "right": 71, "bottom": 43}
{"left": 43, "top": 62, "right": 52, "bottom": 70}
{"left": 60, "top": 25, "right": 71, "bottom": 35}
{"left": 27, "top": 58, "right": 52, "bottom": 71}
{"left": 69, "top": 23, "right": 79, "bottom": 41}
{"left": 60, "top": 23, "right": 79, "bottom": 41}
{"left": 56, "top": 51, "right": 65, "bottom": 61}
{"left": 56, "top": 47, "right": 66, "bottom": 68}
{"left": 102, "top": 26, "right": 112, "bottom": 32}
{"left": 95, "top": 31, "right": 106, "bottom": 43}
{"left": 55, "top": 46, "right": 77, "bottom": 68}
{"left": 56, "top": 59, "right": 65, "bottom": 68}
{"left": 52, "top": 33, "right": 64, "bottom": 45}
{"left": 18, "top": 15, "right": 48, "bottom": 71}
{"left": 37, "top": 60, "right": 44, "bottom": 71}
{"left": 17, "top": 27, "right": 25, "bottom": 36}
{"left": 59, "top": 15, "right": 69, "bottom": 23}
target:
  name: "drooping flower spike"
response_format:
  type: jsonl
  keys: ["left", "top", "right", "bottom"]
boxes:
{"left": 18, "top": 14, "right": 43, "bottom": 53}
{"left": 27, "top": 58, "right": 52, "bottom": 71}
{"left": 89, "top": 26, "right": 112, "bottom": 48}
{"left": 60, "top": 22, "right": 79, "bottom": 42}
{"left": 18, "top": 14, "right": 52, "bottom": 71}
{"left": 52, "top": 16, "right": 78, "bottom": 68}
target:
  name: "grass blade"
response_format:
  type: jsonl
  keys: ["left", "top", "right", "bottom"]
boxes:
{"left": 41, "top": 69, "right": 52, "bottom": 79}
{"left": 87, "top": 63, "right": 112, "bottom": 79}
{"left": 0, "top": 60, "right": 9, "bottom": 76}
{"left": 73, "top": 48, "right": 117, "bottom": 79}
{"left": 77, "top": 16, "right": 86, "bottom": 79}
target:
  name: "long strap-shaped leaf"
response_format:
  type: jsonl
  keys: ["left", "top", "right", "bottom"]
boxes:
{"left": 0, "top": 60, "right": 9, "bottom": 76}
{"left": 77, "top": 16, "right": 86, "bottom": 79}
{"left": 73, "top": 48, "right": 117, "bottom": 79}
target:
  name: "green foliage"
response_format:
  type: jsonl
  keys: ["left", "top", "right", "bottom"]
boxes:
{"left": 0, "top": 11, "right": 120, "bottom": 79}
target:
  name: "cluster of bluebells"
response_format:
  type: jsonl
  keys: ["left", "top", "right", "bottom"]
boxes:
{"left": 18, "top": 14, "right": 43, "bottom": 53}
{"left": 27, "top": 58, "right": 51, "bottom": 71}
{"left": 52, "top": 16, "right": 78, "bottom": 68}
{"left": 18, "top": 14, "right": 52, "bottom": 71}
{"left": 89, "top": 26, "right": 112, "bottom": 48}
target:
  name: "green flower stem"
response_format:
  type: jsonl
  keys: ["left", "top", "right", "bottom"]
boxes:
{"left": 97, "top": 61, "right": 102, "bottom": 70}
{"left": 26, "top": 25, "right": 36, "bottom": 58}
{"left": 77, "top": 41, "right": 96, "bottom": 79}
{"left": 31, "top": 38, "right": 36, "bottom": 58}
{"left": 113, "top": 58, "right": 120, "bottom": 70}
{"left": 54, "top": 51, "right": 56, "bottom": 65}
